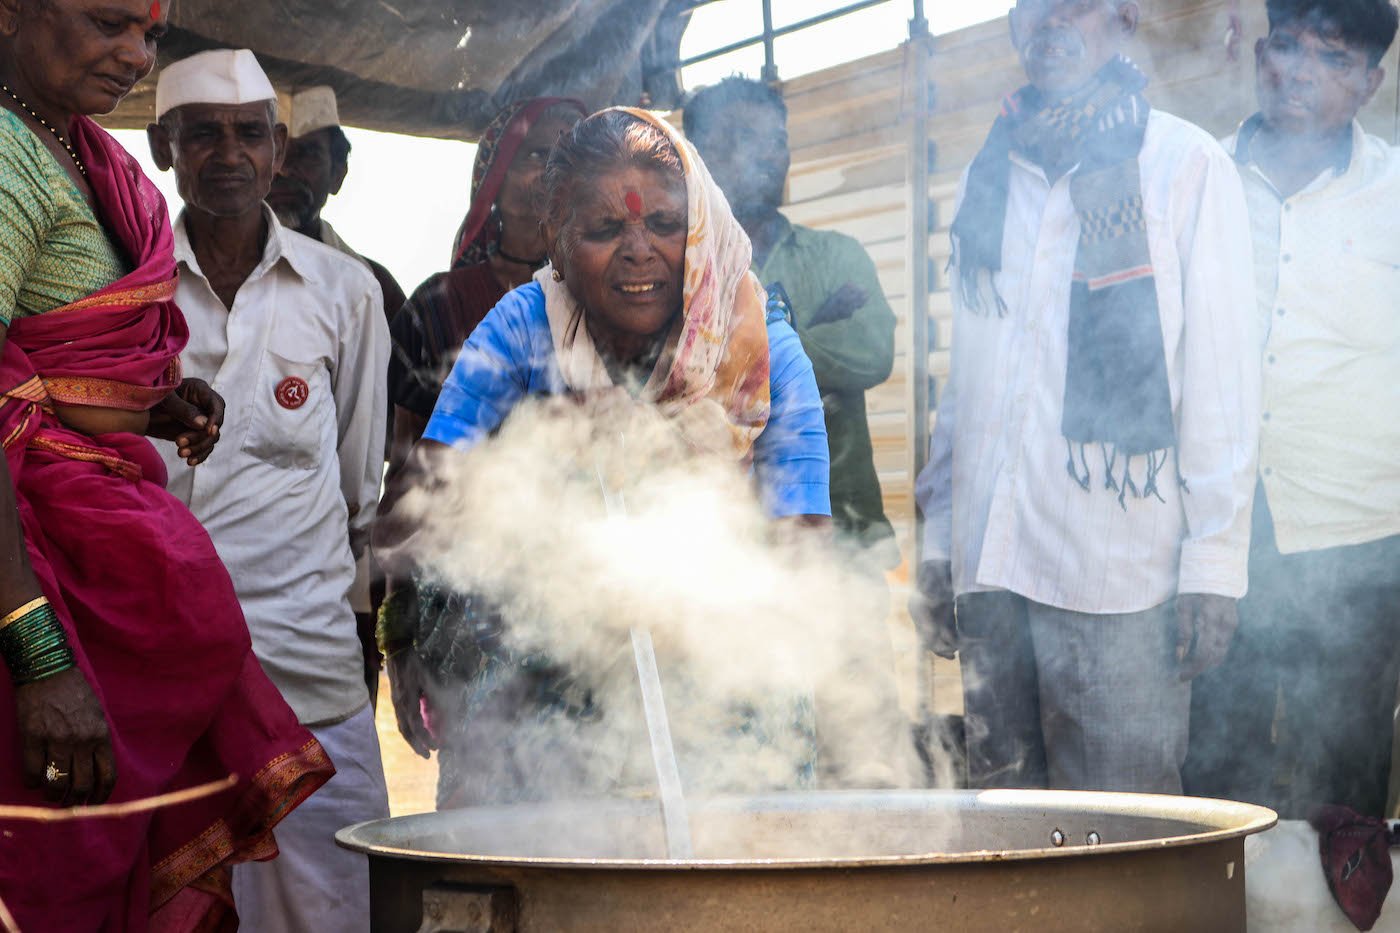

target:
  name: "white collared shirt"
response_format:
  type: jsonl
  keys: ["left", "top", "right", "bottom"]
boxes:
{"left": 916, "top": 110, "right": 1260, "bottom": 613}
{"left": 160, "top": 206, "right": 389, "bottom": 725}
{"left": 1227, "top": 121, "right": 1400, "bottom": 554}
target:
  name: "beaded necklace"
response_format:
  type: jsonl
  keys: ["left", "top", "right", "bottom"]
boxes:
{"left": 0, "top": 83, "right": 87, "bottom": 178}
{"left": 491, "top": 242, "right": 547, "bottom": 268}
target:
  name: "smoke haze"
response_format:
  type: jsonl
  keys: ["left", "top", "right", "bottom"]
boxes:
{"left": 391, "top": 391, "right": 920, "bottom": 808}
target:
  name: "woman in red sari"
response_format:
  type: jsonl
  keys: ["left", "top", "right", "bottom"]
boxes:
{"left": 387, "top": 97, "right": 587, "bottom": 462}
{"left": 0, "top": 2, "right": 332, "bottom": 929}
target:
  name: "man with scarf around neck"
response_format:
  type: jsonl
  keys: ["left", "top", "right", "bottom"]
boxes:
{"left": 1184, "top": 0, "right": 1400, "bottom": 819}
{"left": 910, "top": 0, "right": 1260, "bottom": 793}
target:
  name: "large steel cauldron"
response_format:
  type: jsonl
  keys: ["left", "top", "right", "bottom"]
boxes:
{"left": 338, "top": 789, "right": 1276, "bottom": 932}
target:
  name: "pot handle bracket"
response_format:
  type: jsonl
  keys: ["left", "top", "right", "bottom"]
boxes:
{"left": 416, "top": 882, "right": 519, "bottom": 933}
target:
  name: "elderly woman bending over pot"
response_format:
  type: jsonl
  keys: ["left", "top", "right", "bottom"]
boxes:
{"left": 377, "top": 108, "right": 831, "bottom": 807}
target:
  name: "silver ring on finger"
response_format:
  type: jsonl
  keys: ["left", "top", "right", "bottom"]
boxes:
{"left": 45, "top": 762, "right": 69, "bottom": 783}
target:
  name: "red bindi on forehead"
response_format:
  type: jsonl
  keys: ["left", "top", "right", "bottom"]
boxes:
{"left": 624, "top": 190, "right": 643, "bottom": 219}
{"left": 151, "top": 0, "right": 162, "bottom": 19}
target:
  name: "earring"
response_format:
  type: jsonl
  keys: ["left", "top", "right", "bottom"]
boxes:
{"left": 551, "top": 268, "right": 564, "bottom": 282}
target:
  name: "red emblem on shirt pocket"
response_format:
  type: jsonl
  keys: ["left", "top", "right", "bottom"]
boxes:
{"left": 275, "top": 376, "right": 310, "bottom": 410}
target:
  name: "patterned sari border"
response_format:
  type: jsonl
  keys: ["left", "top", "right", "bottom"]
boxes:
{"left": 1, "top": 413, "right": 33, "bottom": 451}
{"left": 43, "top": 374, "right": 173, "bottom": 412}
{"left": 3, "top": 377, "right": 48, "bottom": 405}
{"left": 148, "top": 738, "right": 333, "bottom": 911}
{"left": 46, "top": 279, "right": 178, "bottom": 317}
{"left": 0, "top": 377, "right": 46, "bottom": 451}
{"left": 28, "top": 435, "right": 142, "bottom": 482}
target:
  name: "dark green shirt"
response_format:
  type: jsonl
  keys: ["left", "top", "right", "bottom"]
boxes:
{"left": 755, "top": 215, "right": 897, "bottom": 557}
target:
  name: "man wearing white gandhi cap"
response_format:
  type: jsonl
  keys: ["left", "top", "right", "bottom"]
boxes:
{"left": 270, "top": 85, "right": 406, "bottom": 711}
{"left": 269, "top": 85, "right": 406, "bottom": 322}
{"left": 147, "top": 48, "right": 391, "bottom": 933}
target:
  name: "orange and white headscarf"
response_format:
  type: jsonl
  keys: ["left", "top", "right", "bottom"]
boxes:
{"left": 537, "top": 107, "right": 771, "bottom": 462}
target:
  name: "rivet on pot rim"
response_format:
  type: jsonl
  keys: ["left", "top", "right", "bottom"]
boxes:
{"left": 1050, "top": 829, "right": 1066, "bottom": 847}
{"left": 1086, "top": 831, "right": 1102, "bottom": 846}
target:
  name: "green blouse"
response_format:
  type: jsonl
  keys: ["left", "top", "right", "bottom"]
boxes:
{"left": 0, "top": 108, "right": 128, "bottom": 325}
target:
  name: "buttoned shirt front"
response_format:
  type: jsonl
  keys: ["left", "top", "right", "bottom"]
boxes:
{"left": 1227, "top": 120, "right": 1400, "bottom": 554}
{"left": 917, "top": 110, "right": 1260, "bottom": 613}
{"left": 160, "top": 207, "right": 389, "bottom": 725}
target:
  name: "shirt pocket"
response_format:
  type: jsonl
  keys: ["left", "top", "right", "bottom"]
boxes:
{"left": 241, "top": 348, "right": 331, "bottom": 471}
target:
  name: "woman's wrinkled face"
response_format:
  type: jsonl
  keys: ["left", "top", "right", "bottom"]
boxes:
{"left": 496, "top": 113, "right": 578, "bottom": 226}
{"left": 3, "top": 0, "right": 167, "bottom": 117}
{"left": 550, "top": 165, "right": 688, "bottom": 346}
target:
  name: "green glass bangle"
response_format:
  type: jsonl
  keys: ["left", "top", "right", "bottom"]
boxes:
{"left": 0, "top": 605, "right": 75, "bottom": 685}
{"left": 375, "top": 587, "right": 418, "bottom": 655}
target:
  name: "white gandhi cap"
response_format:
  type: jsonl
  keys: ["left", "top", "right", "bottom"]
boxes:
{"left": 277, "top": 86, "right": 340, "bottom": 139}
{"left": 155, "top": 49, "right": 276, "bottom": 121}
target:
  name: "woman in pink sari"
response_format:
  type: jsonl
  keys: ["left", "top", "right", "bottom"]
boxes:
{"left": 0, "top": 2, "right": 332, "bottom": 929}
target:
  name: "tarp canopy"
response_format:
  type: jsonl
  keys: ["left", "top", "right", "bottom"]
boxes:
{"left": 104, "top": 0, "right": 695, "bottom": 140}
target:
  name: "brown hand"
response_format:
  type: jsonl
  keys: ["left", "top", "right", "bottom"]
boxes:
{"left": 15, "top": 668, "right": 117, "bottom": 806}
{"left": 148, "top": 378, "right": 225, "bottom": 465}
{"left": 909, "top": 559, "right": 958, "bottom": 659}
{"left": 387, "top": 650, "right": 436, "bottom": 759}
{"left": 1176, "top": 593, "right": 1238, "bottom": 681}
{"left": 808, "top": 283, "right": 869, "bottom": 326}
{"left": 356, "top": 611, "right": 382, "bottom": 707}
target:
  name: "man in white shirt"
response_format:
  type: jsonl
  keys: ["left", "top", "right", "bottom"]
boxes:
{"left": 147, "top": 50, "right": 391, "bottom": 931}
{"left": 910, "top": 0, "right": 1259, "bottom": 793}
{"left": 1183, "top": 0, "right": 1400, "bottom": 818}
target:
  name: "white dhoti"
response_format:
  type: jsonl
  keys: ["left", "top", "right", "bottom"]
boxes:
{"left": 232, "top": 703, "right": 390, "bottom": 932}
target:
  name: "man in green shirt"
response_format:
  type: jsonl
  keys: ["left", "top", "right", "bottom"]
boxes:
{"left": 684, "top": 77, "right": 898, "bottom": 565}
{"left": 686, "top": 77, "right": 913, "bottom": 786}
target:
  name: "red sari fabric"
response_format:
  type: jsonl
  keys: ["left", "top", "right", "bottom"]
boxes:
{"left": 0, "top": 117, "right": 332, "bottom": 932}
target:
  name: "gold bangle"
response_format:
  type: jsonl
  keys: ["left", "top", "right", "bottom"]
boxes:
{"left": 0, "top": 597, "right": 50, "bottom": 631}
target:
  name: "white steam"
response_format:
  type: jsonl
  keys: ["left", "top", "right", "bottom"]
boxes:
{"left": 394, "top": 390, "right": 921, "bottom": 806}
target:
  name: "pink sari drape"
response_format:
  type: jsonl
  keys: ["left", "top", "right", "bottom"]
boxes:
{"left": 0, "top": 117, "right": 332, "bottom": 932}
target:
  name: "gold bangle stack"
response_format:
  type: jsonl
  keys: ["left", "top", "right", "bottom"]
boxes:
{"left": 0, "top": 596, "right": 49, "bottom": 632}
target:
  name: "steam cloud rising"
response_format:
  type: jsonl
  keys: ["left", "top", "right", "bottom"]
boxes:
{"left": 392, "top": 392, "right": 924, "bottom": 810}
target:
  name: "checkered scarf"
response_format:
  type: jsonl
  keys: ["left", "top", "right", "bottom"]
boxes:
{"left": 950, "top": 56, "right": 1177, "bottom": 504}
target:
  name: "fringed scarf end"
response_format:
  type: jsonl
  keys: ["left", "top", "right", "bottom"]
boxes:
{"left": 1065, "top": 439, "right": 1091, "bottom": 491}
{"left": 1116, "top": 455, "right": 1141, "bottom": 510}
{"left": 1143, "top": 450, "right": 1167, "bottom": 503}
{"left": 1101, "top": 444, "right": 1119, "bottom": 492}
{"left": 956, "top": 262, "right": 1008, "bottom": 318}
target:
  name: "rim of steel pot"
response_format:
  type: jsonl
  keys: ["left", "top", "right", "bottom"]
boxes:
{"left": 336, "top": 788, "right": 1278, "bottom": 871}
